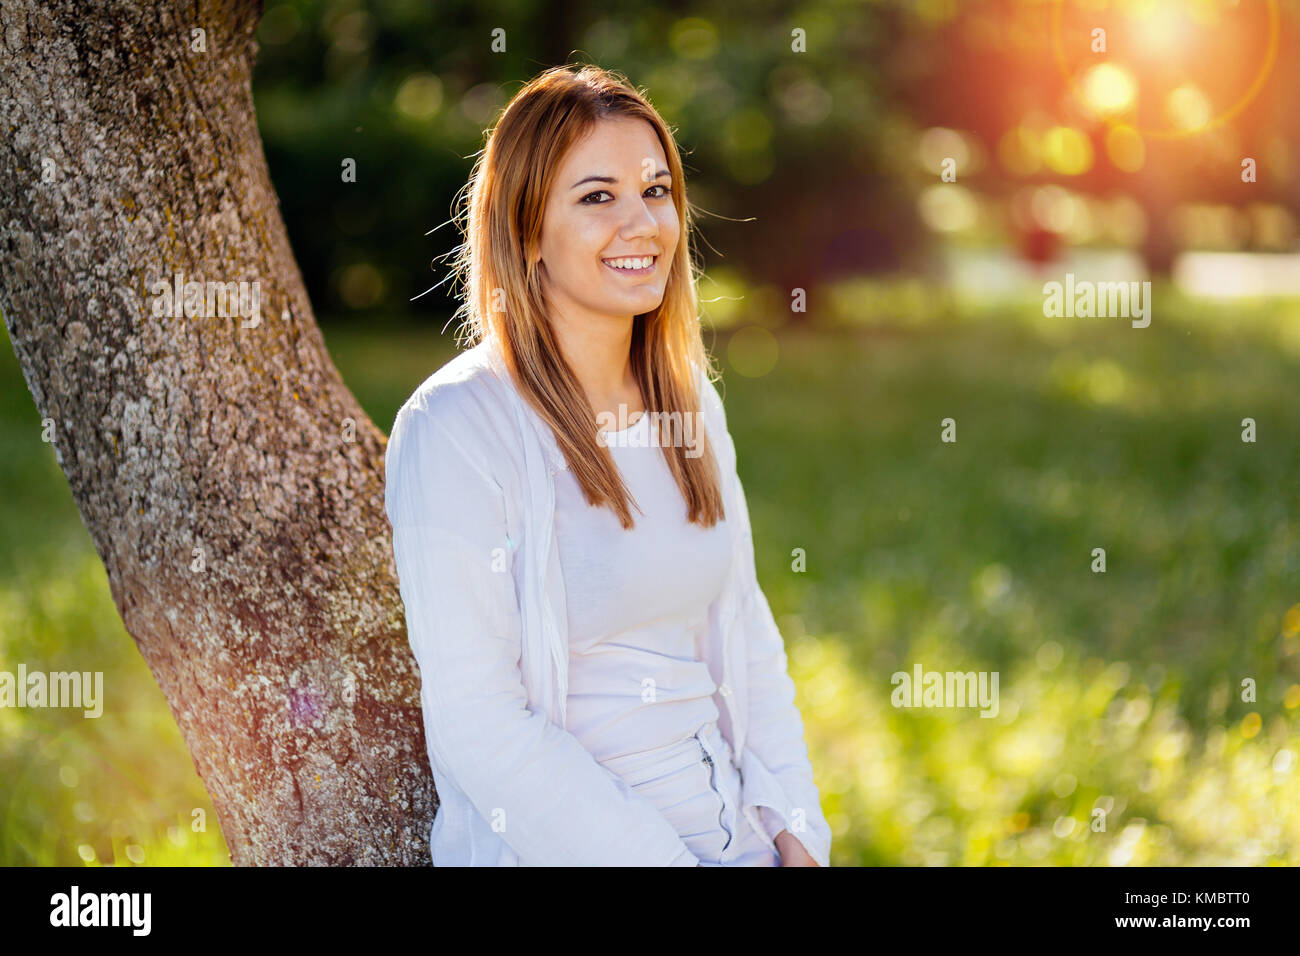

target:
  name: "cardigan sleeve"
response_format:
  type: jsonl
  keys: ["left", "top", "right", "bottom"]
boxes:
{"left": 698, "top": 373, "right": 833, "bottom": 868}
{"left": 385, "top": 392, "right": 699, "bottom": 866}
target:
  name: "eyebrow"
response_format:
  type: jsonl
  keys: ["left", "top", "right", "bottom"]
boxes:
{"left": 570, "top": 169, "right": 671, "bottom": 189}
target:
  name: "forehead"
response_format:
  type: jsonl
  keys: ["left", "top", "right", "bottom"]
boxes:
{"left": 558, "top": 116, "right": 667, "bottom": 173}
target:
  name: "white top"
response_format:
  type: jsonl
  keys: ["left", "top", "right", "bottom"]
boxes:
{"left": 556, "top": 409, "right": 731, "bottom": 764}
{"left": 383, "top": 338, "right": 833, "bottom": 867}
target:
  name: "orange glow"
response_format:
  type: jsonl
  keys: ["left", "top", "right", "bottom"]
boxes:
{"left": 1051, "top": 0, "right": 1280, "bottom": 140}
{"left": 998, "top": 127, "right": 1041, "bottom": 175}
{"left": 1105, "top": 125, "right": 1145, "bottom": 172}
{"left": 1126, "top": 0, "right": 1196, "bottom": 59}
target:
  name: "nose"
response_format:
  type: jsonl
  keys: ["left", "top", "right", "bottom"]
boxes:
{"left": 620, "top": 194, "right": 660, "bottom": 240}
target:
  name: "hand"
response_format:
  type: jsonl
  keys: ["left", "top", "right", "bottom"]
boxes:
{"left": 774, "top": 829, "right": 819, "bottom": 866}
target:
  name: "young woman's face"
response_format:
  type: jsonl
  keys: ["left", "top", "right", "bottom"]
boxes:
{"left": 537, "top": 116, "right": 679, "bottom": 325}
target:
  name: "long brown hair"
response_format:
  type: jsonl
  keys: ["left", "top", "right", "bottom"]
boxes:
{"left": 449, "top": 63, "right": 724, "bottom": 529}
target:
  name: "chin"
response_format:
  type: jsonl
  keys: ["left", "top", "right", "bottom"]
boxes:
{"left": 625, "top": 290, "right": 666, "bottom": 311}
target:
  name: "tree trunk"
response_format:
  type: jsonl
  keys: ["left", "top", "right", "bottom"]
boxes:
{"left": 0, "top": 0, "right": 435, "bottom": 864}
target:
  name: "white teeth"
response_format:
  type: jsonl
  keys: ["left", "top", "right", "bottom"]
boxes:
{"left": 604, "top": 256, "right": 654, "bottom": 270}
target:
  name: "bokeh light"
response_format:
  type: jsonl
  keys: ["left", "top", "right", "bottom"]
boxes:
{"left": 1041, "top": 126, "right": 1093, "bottom": 175}
{"left": 1081, "top": 63, "right": 1138, "bottom": 117}
{"left": 1104, "top": 124, "right": 1145, "bottom": 172}
{"left": 1166, "top": 83, "right": 1213, "bottom": 131}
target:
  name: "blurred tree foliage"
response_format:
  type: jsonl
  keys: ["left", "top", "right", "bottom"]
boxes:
{"left": 251, "top": 0, "right": 930, "bottom": 324}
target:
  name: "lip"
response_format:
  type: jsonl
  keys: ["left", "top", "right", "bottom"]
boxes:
{"left": 601, "top": 255, "right": 658, "bottom": 277}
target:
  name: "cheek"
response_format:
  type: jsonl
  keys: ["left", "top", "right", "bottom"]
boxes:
{"left": 541, "top": 206, "right": 602, "bottom": 262}
{"left": 578, "top": 219, "right": 615, "bottom": 259}
{"left": 658, "top": 209, "right": 681, "bottom": 249}
{"left": 553, "top": 216, "right": 613, "bottom": 270}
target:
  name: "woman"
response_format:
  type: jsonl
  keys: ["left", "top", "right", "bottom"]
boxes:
{"left": 384, "top": 63, "right": 831, "bottom": 867}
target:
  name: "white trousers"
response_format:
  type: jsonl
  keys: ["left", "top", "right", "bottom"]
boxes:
{"left": 599, "top": 720, "right": 780, "bottom": 866}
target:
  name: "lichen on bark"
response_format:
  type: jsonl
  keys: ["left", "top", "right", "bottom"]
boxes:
{"left": 0, "top": 0, "right": 437, "bottom": 864}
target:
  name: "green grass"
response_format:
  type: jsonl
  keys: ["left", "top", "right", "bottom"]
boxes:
{"left": 3, "top": 287, "right": 1299, "bottom": 864}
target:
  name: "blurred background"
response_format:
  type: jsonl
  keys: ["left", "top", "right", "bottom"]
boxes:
{"left": 4, "top": 0, "right": 1300, "bottom": 865}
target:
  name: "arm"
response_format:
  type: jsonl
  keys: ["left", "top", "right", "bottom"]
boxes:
{"left": 385, "top": 395, "right": 699, "bottom": 866}
{"left": 700, "top": 376, "right": 833, "bottom": 868}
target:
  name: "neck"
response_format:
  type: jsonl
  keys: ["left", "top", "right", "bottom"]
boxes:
{"left": 548, "top": 304, "right": 638, "bottom": 413}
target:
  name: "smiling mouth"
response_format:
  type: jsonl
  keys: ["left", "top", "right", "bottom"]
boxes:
{"left": 601, "top": 255, "right": 658, "bottom": 275}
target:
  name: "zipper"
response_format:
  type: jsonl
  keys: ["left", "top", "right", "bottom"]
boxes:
{"left": 697, "top": 733, "right": 733, "bottom": 853}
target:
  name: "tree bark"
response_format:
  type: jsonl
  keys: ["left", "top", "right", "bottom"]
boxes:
{"left": 0, "top": 0, "right": 435, "bottom": 864}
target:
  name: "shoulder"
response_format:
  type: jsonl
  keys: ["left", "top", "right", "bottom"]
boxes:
{"left": 694, "top": 361, "right": 728, "bottom": 427}
{"left": 692, "top": 360, "right": 738, "bottom": 477}
{"left": 392, "top": 342, "right": 504, "bottom": 429}
{"left": 386, "top": 341, "right": 523, "bottom": 493}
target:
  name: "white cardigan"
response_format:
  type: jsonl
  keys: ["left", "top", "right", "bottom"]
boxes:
{"left": 383, "top": 338, "right": 833, "bottom": 866}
